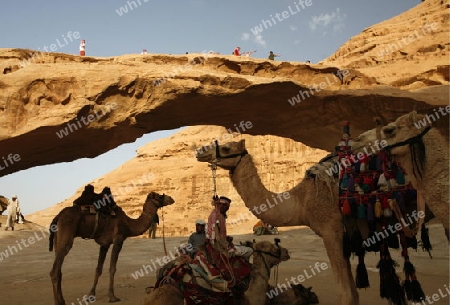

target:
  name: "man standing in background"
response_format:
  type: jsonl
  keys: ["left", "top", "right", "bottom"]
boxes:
{"left": 5, "top": 195, "right": 20, "bottom": 231}
{"left": 148, "top": 212, "right": 159, "bottom": 239}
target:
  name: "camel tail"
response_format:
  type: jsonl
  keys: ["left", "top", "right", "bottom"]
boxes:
{"left": 48, "top": 216, "right": 58, "bottom": 252}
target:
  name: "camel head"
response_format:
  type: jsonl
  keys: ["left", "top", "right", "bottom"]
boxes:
{"left": 195, "top": 139, "right": 248, "bottom": 170}
{"left": 145, "top": 191, "right": 175, "bottom": 208}
{"left": 352, "top": 111, "right": 429, "bottom": 157}
{"left": 252, "top": 238, "right": 290, "bottom": 267}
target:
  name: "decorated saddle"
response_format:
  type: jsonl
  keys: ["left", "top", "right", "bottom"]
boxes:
{"left": 155, "top": 251, "right": 251, "bottom": 305}
{"left": 336, "top": 121, "right": 431, "bottom": 305}
{"left": 73, "top": 184, "right": 117, "bottom": 216}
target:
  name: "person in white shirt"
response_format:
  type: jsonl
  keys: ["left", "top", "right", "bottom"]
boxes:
{"left": 79, "top": 40, "right": 86, "bottom": 56}
{"left": 5, "top": 195, "right": 20, "bottom": 231}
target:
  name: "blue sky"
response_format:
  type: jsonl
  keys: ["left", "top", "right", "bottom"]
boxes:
{"left": 0, "top": 0, "right": 420, "bottom": 214}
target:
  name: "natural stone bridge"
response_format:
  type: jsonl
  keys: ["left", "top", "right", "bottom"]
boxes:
{"left": 0, "top": 47, "right": 448, "bottom": 177}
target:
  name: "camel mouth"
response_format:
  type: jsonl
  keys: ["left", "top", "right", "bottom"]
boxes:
{"left": 195, "top": 154, "right": 213, "bottom": 162}
{"left": 280, "top": 248, "right": 290, "bottom": 261}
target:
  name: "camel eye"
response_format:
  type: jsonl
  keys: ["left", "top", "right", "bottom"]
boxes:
{"left": 222, "top": 146, "right": 231, "bottom": 152}
{"left": 383, "top": 125, "right": 396, "bottom": 138}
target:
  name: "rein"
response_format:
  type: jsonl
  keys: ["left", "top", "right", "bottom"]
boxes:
{"left": 384, "top": 126, "right": 431, "bottom": 150}
{"left": 385, "top": 126, "right": 430, "bottom": 179}
{"left": 153, "top": 194, "right": 168, "bottom": 256}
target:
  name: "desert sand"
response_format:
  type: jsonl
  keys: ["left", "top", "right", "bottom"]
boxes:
{"left": 0, "top": 217, "right": 448, "bottom": 305}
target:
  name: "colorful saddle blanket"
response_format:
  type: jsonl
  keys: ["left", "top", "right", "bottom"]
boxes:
{"left": 156, "top": 253, "right": 251, "bottom": 304}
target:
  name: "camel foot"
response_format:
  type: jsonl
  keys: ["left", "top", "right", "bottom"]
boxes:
{"left": 56, "top": 299, "right": 66, "bottom": 305}
{"left": 108, "top": 296, "right": 120, "bottom": 303}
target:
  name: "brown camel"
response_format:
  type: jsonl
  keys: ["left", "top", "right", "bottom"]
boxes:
{"left": 244, "top": 239, "right": 290, "bottom": 305}
{"left": 196, "top": 140, "right": 359, "bottom": 305}
{"left": 49, "top": 188, "right": 175, "bottom": 305}
{"left": 142, "top": 239, "right": 293, "bottom": 305}
{"left": 249, "top": 239, "right": 317, "bottom": 305}
{"left": 352, "top": 110, "right": 449, "bottom": 239}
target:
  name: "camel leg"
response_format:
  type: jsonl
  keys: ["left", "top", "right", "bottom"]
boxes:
{"left": 321, "top": 231, "right": 359, "bottom": 305}
{"left": 50, "top": 240, "right": 73, "bottom": 305}
{"left": 108, "top": 240, "right": 123, "bottom": 302}
{"left": 89, "top": 244, "right": 110, "bottom": 297}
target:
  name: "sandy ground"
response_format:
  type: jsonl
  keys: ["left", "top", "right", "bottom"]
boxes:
{"left": 0, "top": 219, "right": 448, "bottom": 305}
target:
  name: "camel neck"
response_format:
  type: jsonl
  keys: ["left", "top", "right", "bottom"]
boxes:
{"left": 127, "top": 204, "right": 158, "bottom": 237}
{"left": 246, "top": 254, "right": 272, "bottom": 305}
{"left": 230, "top": 154, "right": 309, "bottom": 227}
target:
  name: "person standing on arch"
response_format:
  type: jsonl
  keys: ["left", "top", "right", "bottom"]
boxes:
{"left": 268, "top": 51, "right": 280, "bottom": 60}
{"left": 79, "top": 39, "right": 86, "bottom": 56}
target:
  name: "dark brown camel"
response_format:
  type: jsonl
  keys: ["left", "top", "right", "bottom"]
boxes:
{"left": 49, "top": 187, "right": 175, "bottom": 305}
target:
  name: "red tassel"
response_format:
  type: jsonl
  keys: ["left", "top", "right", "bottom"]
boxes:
{"left": 342, "top": 199, "right": 351, "bottom": 215}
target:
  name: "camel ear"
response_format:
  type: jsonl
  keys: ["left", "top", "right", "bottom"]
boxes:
{"left": 407, "top": 110, "right": 418, "bottom": 126}
{"left": 239, "top": 139, "right": 246, "bottom": 149}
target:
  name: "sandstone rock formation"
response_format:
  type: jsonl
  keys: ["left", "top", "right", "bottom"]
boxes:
{"left": 1, "top": 0, "right": 448, "bottom": 225}
{"left": 323, "top": 0, "right": 449, "bottom": 88}
{"left": 0, "top": 0, "right": 448, "bottom": 177}
{"left": 27, "top": 126, "right": 328, "bottom": 236}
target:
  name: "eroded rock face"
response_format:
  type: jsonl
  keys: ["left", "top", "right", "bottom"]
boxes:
{"left": 27, "top": 126, "right": 329, "bottom": 237}
{"left": 0, "top": 0, "right": 448, "bottom": 179}
{"left": 323, "top": 0, "right": 449, "bottom": 88}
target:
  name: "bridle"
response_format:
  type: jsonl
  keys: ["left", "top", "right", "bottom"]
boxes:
{"left": 153, "top": 193, "right": 166, "bottom": 208}
{"left": 383, "top": 126, "right": 431, "bottom": 178}
{"left": 384, "top": 126, "right": 431, "bottom": 150}
{"left": 214, "top": 140, "right": 248, "bottom": 160}
{"left": 151, "top": 193, "right": 168, "bottom": 256}
{"left": 213, "top": 140, "right": 248, "bottom": 175}
{"left": 253, "top": 239, "right": 284, "bottom": 279}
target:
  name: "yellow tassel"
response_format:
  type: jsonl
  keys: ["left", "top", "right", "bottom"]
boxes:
{"left": 375, "top": 199, "right": 382, "bottom": 218}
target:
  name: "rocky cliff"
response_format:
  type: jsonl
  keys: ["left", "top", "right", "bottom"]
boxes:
{"left": 0, "top": 0, "right": 448, "bottom": 177}
{"left": 322, "top": 0, "right": 449, "bottom": 88}
{"left": 2, "top": 0, "right": 449, "bottom": 229}
{"left": 27, "top": 126, "right": 328, "bottom": 236}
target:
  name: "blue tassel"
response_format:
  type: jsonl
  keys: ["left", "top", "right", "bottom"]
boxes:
{"left": 396, "top": 168, "right": 405, "bottom": 185}
{"left": 347, "top": 175, "right": 355, "bottom": 192}
{"left": 341, "top": 173, "right": 349, "bottom": 189}
{"left": 358, "top": 202, "right": 366, "bottom": 219}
